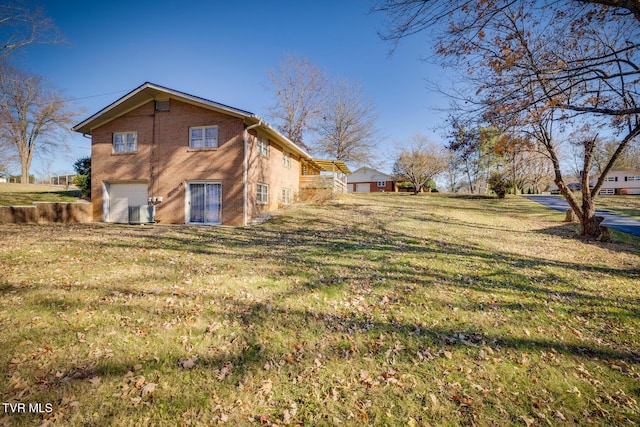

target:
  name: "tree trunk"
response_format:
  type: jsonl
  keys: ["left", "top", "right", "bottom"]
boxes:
{"left": 21, "top": 159, "right": 31, "bottom": 184}
{"left": 580, "top": 196, "right": 598, "bottom": 237}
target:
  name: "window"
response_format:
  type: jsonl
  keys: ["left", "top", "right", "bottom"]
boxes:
{"left": 190, "top": 126, "right": 218, "bottom": 149}
{"left": 257, "top": 183, "right": 269, "bottom": 204}
{"left": 283, "top": 152, "right": 291, "bottom": 168}
{"left": 604, "top": 176, "right": 618, "bottom": 182}
{"left": 188, "top": 182, "right": 222, "bottom": 224}
{"left": 257, "top": 136, "right": 269, "bottom": 157}
{"left": 113, "top": 132, "right": 137, "bottom": 153}
{"left": 627, "top": 175, "right": 640, "bottom": 182}
{"left": 599, "top": 188, "right": 615, "bottom": 195}
{"left": 377, "top": 181, "right": 386, "bottom": 187}
{"left": 282, "top": 188, "right": 291, "bottom": 205}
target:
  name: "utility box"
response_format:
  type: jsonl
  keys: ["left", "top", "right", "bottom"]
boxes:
{"left": 129, "top": 205, "right": 155, "bottom": 224}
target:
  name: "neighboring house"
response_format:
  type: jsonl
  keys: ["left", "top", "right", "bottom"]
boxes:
{"left": 592, "top": 169, "right": 640, "bottom": 195}
{"left": 547, "top": 182, "right": 581, "bottom": 194}
{"left": 72, "top": 82, "right": 346, "bottom": 226}
{"left": 347, "top": 167, "right": 395, "bottom": 192}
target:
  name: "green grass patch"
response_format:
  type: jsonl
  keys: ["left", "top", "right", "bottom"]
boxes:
{"left": 0, "top": 193, "right": 639, "bottom": 425}
{"left": 596, "top": 195, "right": 640, "bottom": 220}
{"left": 0, "top": 184, "right": 82, "bottom": 206}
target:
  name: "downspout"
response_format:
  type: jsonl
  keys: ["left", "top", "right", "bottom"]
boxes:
{"left": 243, "top": 121, "right": 262, "bottom": 226}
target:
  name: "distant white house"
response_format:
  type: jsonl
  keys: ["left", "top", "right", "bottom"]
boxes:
{"left": 593, "top": 169, "right": 640, "bottom": 195}
{"left": 347, "top": 167, "right": 395, "bottom": 192}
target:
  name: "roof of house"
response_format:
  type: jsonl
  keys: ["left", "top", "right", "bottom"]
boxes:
{"left": 72, "top": 82, "right": 317, "bottom": 162}
{"left": 603, "top": 169, "right": 640, "bottom": 174}
{"left": 347, "top": 166, "right": 393, "bottom": 183}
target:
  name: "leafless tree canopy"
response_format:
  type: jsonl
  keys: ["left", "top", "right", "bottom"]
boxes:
{"left": 0, "top": 62, "right": 77, "bottom": 183}
{"left": 0, "top": 1, "right": 62, "bottom": 59}
{"left": 312, "top": 79, "right": 378, "bottom": 166}
{"left": 393, "top": 134, "right": 447, "bottom": 194}
{"left": 265, "top": 54, "right": 327, "bottom": 150}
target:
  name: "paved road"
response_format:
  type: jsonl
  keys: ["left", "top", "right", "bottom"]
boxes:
{"left": 525, "top": 195, "right": 640, "bottom": 237}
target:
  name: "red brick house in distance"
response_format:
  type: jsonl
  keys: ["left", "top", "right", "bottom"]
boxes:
{"left": 347, "top": 167, "right": 396, "bottom": 192}
{"left": 73, "top": 82, "right": 344, "bottom": 226}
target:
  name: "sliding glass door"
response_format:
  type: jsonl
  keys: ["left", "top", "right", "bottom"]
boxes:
{"left": 188, "top": 182, "right": 222, "bottom": 224}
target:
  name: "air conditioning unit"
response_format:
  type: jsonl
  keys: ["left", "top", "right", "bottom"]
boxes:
{"left": 129, "top": 205, "right": 155, "bottom": 224}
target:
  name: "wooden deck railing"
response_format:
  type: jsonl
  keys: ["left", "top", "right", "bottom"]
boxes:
{"left": 300, "top": 175, "right": 347, "bottom": 193}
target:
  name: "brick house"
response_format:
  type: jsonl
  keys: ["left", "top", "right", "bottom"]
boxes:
{"left": 347, "top": 167, "right": 396, "bottom": 192}
{"left": 72, "top": 82, "right": 339, "bottom": 226}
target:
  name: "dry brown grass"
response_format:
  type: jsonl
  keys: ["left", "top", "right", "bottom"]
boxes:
{"left": 0, "top": 193, "right": 638, "bottom": 426}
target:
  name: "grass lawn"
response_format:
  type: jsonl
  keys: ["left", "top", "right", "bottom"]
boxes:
{"left": 596, "top": 196, "right": 640, "bottom": 220}
{"left": 0, "top": 184, "right": 83, "bottom": 206}
{"left": 0, "top": 193, "right": 638, "bottom": 426}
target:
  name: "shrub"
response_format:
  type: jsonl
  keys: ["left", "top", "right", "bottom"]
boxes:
{"left": 73, "top": 156, "right": 91, "bottom": 198}
{"left": 488, "top": 172, "right": 509, "bottom": 198}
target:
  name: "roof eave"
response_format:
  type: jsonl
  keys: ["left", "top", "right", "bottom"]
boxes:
{"left": 72, "top": 82, "right": 254, "bottom": 134}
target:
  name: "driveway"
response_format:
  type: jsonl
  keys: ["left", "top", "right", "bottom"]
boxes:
{"left": 525, "top": 195, "right": 640, "bottom": 237}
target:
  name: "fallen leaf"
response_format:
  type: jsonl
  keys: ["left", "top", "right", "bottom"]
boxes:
{"left": 519, "top": 415, "right": 535, "bottom": 426}
{"left": 88, "top": 376, "right": 101, "bottom": 387}
{"left": 134, "top": 376, "right": 145, "bottom": 389}
{"left": 141, "top": 382, "right": 157, "bottom": 396}
{"left": 260, "top": 379, "right": 273, "bottom": 395}
{"left": 430, "top": 393, "right": 438, "bottom": 407}
{"left": 179, "top": 357, "right": 196, "bottom": 369}
{"left": 554, "top": 410, "right": 567, "bottom": 421}
{"left": 452, "top": 395, "right": 473, "bottom": 407}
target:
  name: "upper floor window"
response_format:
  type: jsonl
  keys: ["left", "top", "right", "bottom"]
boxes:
{"left": 113, "top": 132, "right": 137, "bottom": 153}
{"left": 604, "top": 176, "right": 618, "bottom": 182}
{"left": 283, "top": 152, "right": 291, "bottom": 168}
{"left": 257, "top": 136, "right": 269, "bottom": 157}
{"left": 626, "top": 175, "right": 640, "bottom": 182}
{"left": 190, "top": 126, "right": 218, "bottom": 149}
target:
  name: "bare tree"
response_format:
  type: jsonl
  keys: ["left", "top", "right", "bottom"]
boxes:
{"left": 312, "top": 79, "right": 378, "bottom": 166}
{"left": 265, "top": 54, "right": 327, "bottom": 150}
{"left": 0, "top": 62, "right": 77, "bottom": 184}
{"left": 375, "top": 0, "right": 640, "bottom": 238}
{"left": 1, "top": 1, "right": 62, "bottom": 59}
{"left": 393, "top": 134, "right": 447, "bottom": 194}
{"left": 374, "top": 1, "right": 640, "bottom": 44}
{"left": 444, "top": 149, "right": 465, "bottom": 193}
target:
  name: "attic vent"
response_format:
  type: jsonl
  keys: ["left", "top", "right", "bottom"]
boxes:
{"left": 155, "top": 100, "right": 170, "bottom": 111}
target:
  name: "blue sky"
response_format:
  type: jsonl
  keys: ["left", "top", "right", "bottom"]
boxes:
{"left": 17, "top": 0, "right": 449, "bottom": 176}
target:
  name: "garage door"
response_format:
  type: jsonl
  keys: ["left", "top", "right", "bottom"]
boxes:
{"left": 356, "top": 183, "right": 370, "bottom": 193}
{"left": 107, "top": 183, "right": 148, "bottom": 223}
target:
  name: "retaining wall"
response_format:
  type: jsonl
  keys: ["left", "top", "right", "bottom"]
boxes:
{"left": 0, "top": 202, "right": 93, "bottom": 224}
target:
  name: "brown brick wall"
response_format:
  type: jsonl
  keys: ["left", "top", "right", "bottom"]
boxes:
{"left": 246, "top": 130, "right": 301, "bottom": 220}
{"left": 350, "top": 181, "right": 395, "bottom": 192}
{"left": 91, "top": 98, "right": 302, "bottom": 225}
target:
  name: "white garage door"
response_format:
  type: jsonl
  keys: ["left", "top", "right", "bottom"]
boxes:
{"left": 356, "top": 183, "right": 370, "bottom": 193}
{"left": 107, "top": 183, "right": 148, "bottom": 223}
